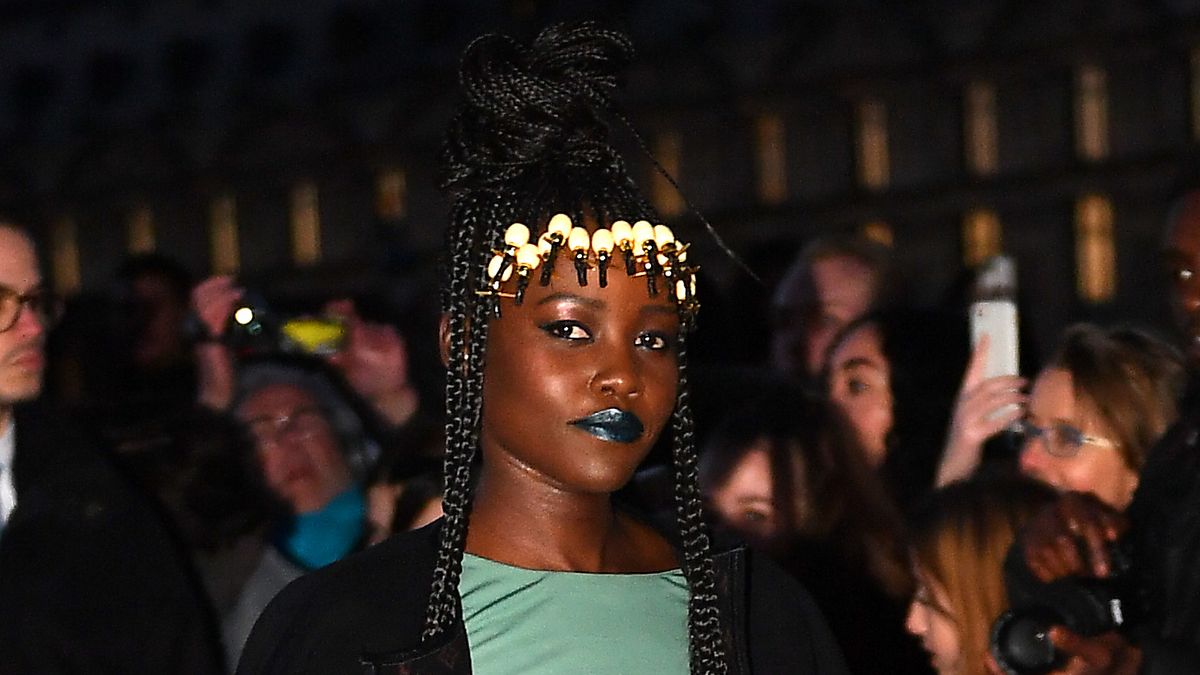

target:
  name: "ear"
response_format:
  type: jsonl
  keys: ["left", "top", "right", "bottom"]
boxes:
{"left": 438, "top": 313, "right": 452, "bottom": 367}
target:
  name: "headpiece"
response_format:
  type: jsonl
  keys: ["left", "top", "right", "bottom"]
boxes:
{"left": 476, "top": 212, "right": 699, "bottom": 317}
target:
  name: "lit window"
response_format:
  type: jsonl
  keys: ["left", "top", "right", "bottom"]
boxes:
{"left": 127, "top": 204, "right": 155, "bottom": 254}
{"left": 290, "top": 181, "right": 320, "bottom": 266}
{"left": 861, "top": 220, "right": 893, "bottom": 248}
{"left": 755, "top": 113, "right": 787, "bottom": 205}
{"left": 209, "top": 193, "right": 239, "bottom": 275}
{"left": 1075, "top": 65, "right": 1109, "bottom": 162}
{"left": 1075, "top": 193, "right": 1116, "bottom": 302}
{"left": 376, "top": 168, "right": 407, "bottom": 220}
{"left": 855, "top": 99, "right": 890, "bottom": 191}
{"left": 964, "top": 81, "right": 998, "bottom": 176}
{"left": 963, "top": 208, "right": 1002, "bottom": 267}
{"left": 651, "top": 131, "right": 685, "bottom": 217}
{"left": 51, "top": 216, "right": 81, "bottom": 296}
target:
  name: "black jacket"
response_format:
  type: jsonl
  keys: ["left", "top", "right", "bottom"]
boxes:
{"left": 238, "top": 519, "right": 849, "bottom": 674}
{"left": 0, "top": 403, "right": 224, "bottom": 675}
{"left": 1126, "top": 383, "right": 1200, "bottom": 674}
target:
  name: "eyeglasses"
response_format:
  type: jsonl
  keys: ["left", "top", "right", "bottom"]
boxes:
{"left": 0, "top": 285, "right": 63, "bottom": 333}
{"left": 243, "top": 406, "right": 328, "bottom": 446}
{"left": 1017, "top": 419, "right": 1117, "bottom": 459}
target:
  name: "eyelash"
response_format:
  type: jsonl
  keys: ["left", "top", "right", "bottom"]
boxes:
{"left": 539, "top": 321, "right": 675, "bottom": 351}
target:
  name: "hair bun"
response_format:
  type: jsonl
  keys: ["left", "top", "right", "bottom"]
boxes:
{"left": 444, "top": 22, "right": 634, "bottom": 194}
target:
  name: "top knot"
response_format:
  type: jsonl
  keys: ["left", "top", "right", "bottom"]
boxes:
{"left": 443, "top": 22, "right": 635, "bottom": 196}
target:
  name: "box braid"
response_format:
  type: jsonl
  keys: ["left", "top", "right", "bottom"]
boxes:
{"left": 425, "top": 22, "right": 728, "bottom": 674}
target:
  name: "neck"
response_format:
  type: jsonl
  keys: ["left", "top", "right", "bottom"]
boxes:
{"left": 0, "top": 406, "right": 13, "bottom": 435}
{"left": 465, "top": 461, "right": 630, "bottom": 573}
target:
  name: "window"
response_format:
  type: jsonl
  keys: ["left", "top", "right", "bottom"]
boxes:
{"left": 855, "top": 99, "right": 890, "bottom": 190}
{"left": 209, "top": 193, "right": 239, "bottom": 275}
{"left": 962, "top": 208, "right": 1002, "bottom": 267}
{"left": 1075, "top": 194, "right": 1116, "bottom": 302}
{"left": 290, "top": 181, "right": 320, "bottom": 266}
{"left": 755, "top": 112, "right": 787, "bottom": 205}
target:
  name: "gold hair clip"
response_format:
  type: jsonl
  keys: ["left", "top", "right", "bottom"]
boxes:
{"left": 480, "top": 213, "right": 700, "bottom": 315}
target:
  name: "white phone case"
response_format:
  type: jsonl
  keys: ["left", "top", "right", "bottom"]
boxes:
{"left": 970, "top": 300, "right": 1019, "bottom": 379}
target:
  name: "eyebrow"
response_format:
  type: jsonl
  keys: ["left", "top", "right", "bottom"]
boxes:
{"left": 536, "top": 291, "right": 678, "bottom": 317}
{"left": 838, "top": 357, "right": 882, "bottom": 371}
{"left": 536, "top": 292, "right": 604, "bottom": 310}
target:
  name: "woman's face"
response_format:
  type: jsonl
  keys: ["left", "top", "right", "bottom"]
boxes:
{"left": 905, "top": 566, "right": 963, "bottom": 675}
{"left": 707, "top": 440, "right": 791, "bottom": 544}
{"left": 237, "top": 383, "right": 353, "bottom": 514}
{"left": 1019, "top": 368, "right": 1138, "bottom": 510}
{"left": 827, "top": 324, "right": 893, "bottom": 467}
{"left": 477, "top": 253, "right": 680, "bottom": 496}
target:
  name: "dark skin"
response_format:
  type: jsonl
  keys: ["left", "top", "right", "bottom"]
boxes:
{"left": 1014, "top": 192, "right": 1200, "bottom": 672}
{"left": 439, "top": 251, "right": 680, "bottom": 574}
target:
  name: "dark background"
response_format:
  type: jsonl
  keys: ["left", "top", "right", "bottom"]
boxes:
{"left": 0, "top": 0, "right": 1197, "bottom": 371}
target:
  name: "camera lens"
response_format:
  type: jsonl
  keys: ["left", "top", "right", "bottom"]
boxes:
{"left": 990, "top": 609, "right": 1064, "bottom": 675}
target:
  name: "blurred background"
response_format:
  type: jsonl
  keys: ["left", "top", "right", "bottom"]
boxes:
{"left": 0, "top": 0, "right": 1196, "bottom": 374}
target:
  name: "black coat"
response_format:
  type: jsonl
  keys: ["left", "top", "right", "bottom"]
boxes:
{"left": 238, "top": 519, "right": 849, "bottom": 674}
{"left": 0, "top": 403, "right": 224, "bottom": 675}
{"left": 1126, "top": 383, "right": 1200, "bottom": 674}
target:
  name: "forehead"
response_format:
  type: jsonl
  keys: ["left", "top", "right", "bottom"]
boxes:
{"left": 832, "top": 324, "right": 884, "bottom": 363}
{"left": 0, "top": 227, "right": 40, "bottom": 290}
{"left": 238, "top": 383, "right": 320, "bottom": 416}
{"left": 1030, "top": 368, "right": 1084, "bottom": 418}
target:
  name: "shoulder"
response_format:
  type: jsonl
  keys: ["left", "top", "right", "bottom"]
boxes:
{"left": 237, "top": 521, "right": 442, "bottom": 675}
{"left": 724, "top": 547, "right": 850, "bottom": 675}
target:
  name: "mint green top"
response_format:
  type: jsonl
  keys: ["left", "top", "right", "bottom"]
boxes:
{"left": 460, "top": 553, "right": 690, "bottom": 675}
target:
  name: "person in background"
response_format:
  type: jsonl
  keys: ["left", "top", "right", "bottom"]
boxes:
{"left": 1016, "top": 324, "right": 1184, "bottom": 511}
{"left": 0, "top": 223, "right": 224, "bottom": 673}
{"left": 769, "top": 234, "right": 892, "bottom": 385}
{"left": 231, "top": 359, "right": 376, "bottom": 571}
{"left": 1014, "top": 188, "right": 1200, "bottom": 672}
{"left": 700, "top": 376, "right": 930, "bottom": 674}
{"left": 824, "top": 308, "right": 972, "bottom": 510}
{"left": 905, "top": 476, "right": 1057, "bottom": 675}
{"left": 116, "top": 405, "right": 287, "bottom": 672}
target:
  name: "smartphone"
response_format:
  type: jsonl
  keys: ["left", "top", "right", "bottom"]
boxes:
{"left": 280, "top": 316, "right": 347, "bottom": 356}
{"left": 969, "top": 255, "right": 1019, "bottom": 379}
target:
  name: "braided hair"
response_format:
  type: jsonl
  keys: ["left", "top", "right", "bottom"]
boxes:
{"left": 424, "top": 22, "right": 728, "bottom": 674}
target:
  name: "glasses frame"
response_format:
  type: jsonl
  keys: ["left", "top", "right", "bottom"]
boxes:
{"left": 0, "top": 284, "right": 63, "bottom": 333}
{"left": 1018, "top": 419, "right": 1117, "bottom": 459}
{"left": 243, "top": 405, "right": 330, "bottom": 447}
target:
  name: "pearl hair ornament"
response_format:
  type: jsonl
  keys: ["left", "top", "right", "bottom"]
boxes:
{"left": 478, "top": 213, "right": 699, "bottom": 317}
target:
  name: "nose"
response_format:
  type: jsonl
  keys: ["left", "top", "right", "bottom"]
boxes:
{"left": 590, "top": 344, "right": 641, "bottom": 400}
{"left": 904, "top": 601, "right": 926, "bottom": 636}
{"left": 12, "top": 300, "right": 45, "bottom": 338}
{"left": 1018, "top": 435, "right": 1051, "bottom": 479}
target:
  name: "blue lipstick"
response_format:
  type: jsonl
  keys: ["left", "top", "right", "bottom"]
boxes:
{"left": 569, "top": 408, "right": 645, "bottom": 444}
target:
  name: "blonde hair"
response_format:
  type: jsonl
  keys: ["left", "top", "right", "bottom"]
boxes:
{"left": 1050, "top": 324, "right": 1185, "bottom": 472}
{"left": 909, "top": 477, "right": 1056, "bottom": 675}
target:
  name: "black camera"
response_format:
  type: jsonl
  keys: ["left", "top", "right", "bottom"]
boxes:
{"left": 989, "top": 539, "right": 1138, "bottom": 674}
{"left": 188, "top": 291, "right": 347, "bottom": 357}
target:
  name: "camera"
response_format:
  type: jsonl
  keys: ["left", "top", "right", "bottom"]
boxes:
{"left": 989, "top": 538, "right": 1138, "bottom": 674}
{"left": 188, "top": 291, "right": 347, "bottom": 357}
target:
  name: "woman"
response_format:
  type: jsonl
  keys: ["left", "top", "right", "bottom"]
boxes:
{"left": 700, "top": 377, "right": 932, "bottom": 674}
{"left": 238, "top": 23, "right": 845, "bottom": 675}
{"left": 824, "top": 308, "right": 970, "bottom": 509}
{"left": 1018, "top": 324, "right": 1184, "bottom": 510}
{"left": 905, "top": 476, "right": 1057, "bottom": 675}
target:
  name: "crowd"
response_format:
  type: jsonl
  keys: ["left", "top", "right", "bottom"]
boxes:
{"left": 1, "top": 20, "right": 1199, "bottom": 675}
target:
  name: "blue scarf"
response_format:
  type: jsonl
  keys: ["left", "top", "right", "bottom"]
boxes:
{"left": 278, "top": 487, "right": 366, "bottom": 570}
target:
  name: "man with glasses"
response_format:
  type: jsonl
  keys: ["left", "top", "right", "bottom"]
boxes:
{"left": 0, "top": 223, "right": 223, "bottom": 673}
